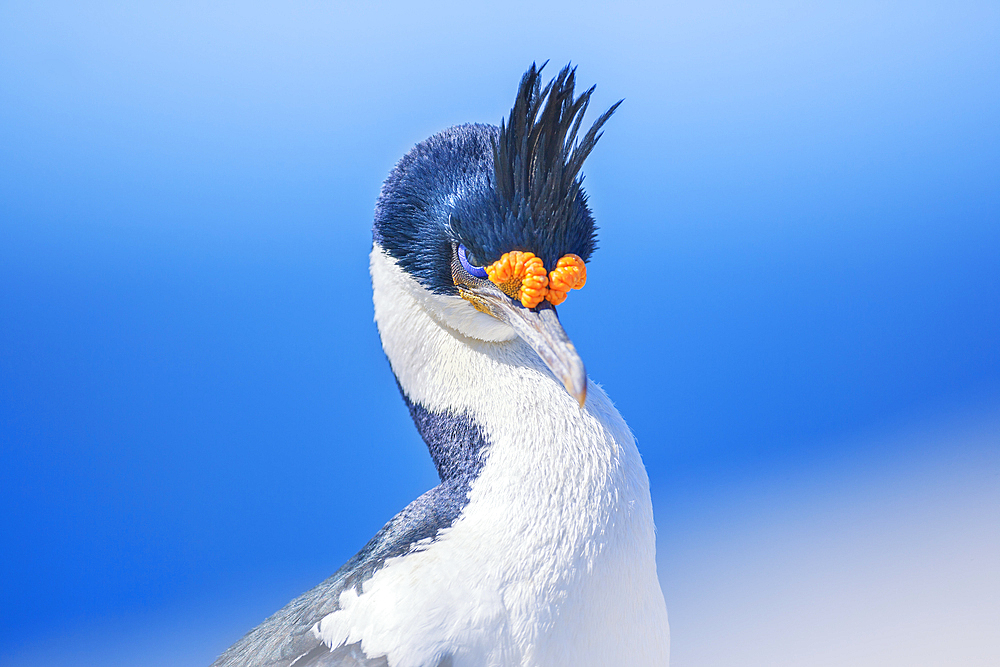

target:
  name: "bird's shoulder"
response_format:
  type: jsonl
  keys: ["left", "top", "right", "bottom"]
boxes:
{"left": 209, "top": 482, "right": 467, "bottom": 667}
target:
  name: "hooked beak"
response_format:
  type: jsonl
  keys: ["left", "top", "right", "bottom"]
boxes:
{"left": 453, "top": 252, "right": 587, "bottom": 407}
{"left": 502, "top": 299, "right": 587, "bottom": 407}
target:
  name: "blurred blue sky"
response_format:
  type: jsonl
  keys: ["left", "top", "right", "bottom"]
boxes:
{"left": 1, "top": 1, "right": 997, "bottom": 665}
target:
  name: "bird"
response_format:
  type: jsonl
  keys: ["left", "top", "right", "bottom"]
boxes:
{"left": 211, "top": 63, "right": 670, "bottom": 667}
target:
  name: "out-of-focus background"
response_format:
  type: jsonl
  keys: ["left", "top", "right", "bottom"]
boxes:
{"left": 1, "top": 2, "right": 997, "bottom": 665}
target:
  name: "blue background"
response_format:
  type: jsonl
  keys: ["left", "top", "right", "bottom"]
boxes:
{"left": 1, "top": 2, "right": 997, "bottom": 665}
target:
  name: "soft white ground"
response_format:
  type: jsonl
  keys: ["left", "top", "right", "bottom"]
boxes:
{"left": 659, "top": 405, "right": 1000, "bottom": 667}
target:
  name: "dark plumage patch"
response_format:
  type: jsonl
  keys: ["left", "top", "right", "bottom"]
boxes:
{"left": 401, "top": 387, "right": 489, "bottom": 485}
{"left": 373, "top": 63, "right": 618, "bottom": 295}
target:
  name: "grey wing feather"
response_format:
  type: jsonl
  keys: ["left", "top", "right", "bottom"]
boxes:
{"left": 210, "top": 482, "right": 466, "bottom": 667}
{"left": 287, "top": 642, "right": 388, "bottom": 666}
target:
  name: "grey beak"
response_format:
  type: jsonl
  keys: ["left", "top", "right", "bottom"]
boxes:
{"left": 456, "top": 275, "right": 587, "bottom": 407}
{"left": 500, "top": 299, "right": 587, "bottom": 407}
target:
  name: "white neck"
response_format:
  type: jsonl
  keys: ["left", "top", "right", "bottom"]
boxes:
{"left": 316, "top": 246, "right": 669, "bottom": 667}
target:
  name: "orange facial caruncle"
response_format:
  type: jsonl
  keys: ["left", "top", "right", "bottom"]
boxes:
{"left": 485, "top": 251, "right": 587, "bottom": 308}
{"left": 545, "top": 254, "right": 587, "bottom": 305}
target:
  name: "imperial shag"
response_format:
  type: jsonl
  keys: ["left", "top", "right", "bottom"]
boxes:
{"left": 211, "top": 63, "right": 670, "bottom": 667}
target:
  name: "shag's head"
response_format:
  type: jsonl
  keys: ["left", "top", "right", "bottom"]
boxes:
{"left": 373, "top": 63, "right": 619, "bottom": 406}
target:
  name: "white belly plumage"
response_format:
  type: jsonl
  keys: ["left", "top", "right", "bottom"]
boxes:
{"left": 311, "top": 249, "right": 670, "bottom": 667}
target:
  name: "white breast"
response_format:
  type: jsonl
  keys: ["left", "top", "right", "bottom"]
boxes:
{"left": 315, "top": 247, "right": 670, "bottom": 667}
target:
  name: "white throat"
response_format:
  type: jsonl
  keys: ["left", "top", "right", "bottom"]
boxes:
{"left": 316, "top": 246, "right": 670, "bottom": 667}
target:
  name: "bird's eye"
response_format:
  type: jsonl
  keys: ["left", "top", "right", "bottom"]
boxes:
{"left": 458, "top": 244, "right": 489, "bottom": 279}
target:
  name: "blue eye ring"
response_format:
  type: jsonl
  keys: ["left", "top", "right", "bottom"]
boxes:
{"left": 458, "top": 244, "right": 489, "bottom": 279}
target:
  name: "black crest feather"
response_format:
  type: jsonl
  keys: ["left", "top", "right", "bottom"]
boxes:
{"left": 491, "top": 62, "right": 621, "bottom": 265}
